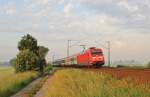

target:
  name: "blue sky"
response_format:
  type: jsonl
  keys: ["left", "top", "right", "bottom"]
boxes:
{"left": 0, "top": 0, "right": 150, "bottom": 64}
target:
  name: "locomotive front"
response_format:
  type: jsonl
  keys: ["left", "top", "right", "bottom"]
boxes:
{"left": 89, "top": 47, "right": 105, "bottom": 66}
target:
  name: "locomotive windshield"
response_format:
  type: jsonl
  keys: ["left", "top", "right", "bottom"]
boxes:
{"left": 91, "top": 51, "right": 103, "bottom": 56}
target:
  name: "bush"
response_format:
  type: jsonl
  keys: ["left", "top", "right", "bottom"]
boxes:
{"left": 147, "top": 61, "right": 150, "bottom": 68}
{"left": 44, "top": 64, "right": 53, "bottom": 73}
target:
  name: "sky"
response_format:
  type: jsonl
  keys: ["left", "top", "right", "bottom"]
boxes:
{"left": 0, "top": 0, "right": 150, "bottom": 64}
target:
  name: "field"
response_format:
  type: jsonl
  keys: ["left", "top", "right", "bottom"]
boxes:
{"left": 86, "top": 67, "right": 150, "bottom": 84}
{"left": 0, "top": 67, "right": 39, "bottom": 97}
{"left": 36, "top": 69, "right": 150, "bottom": 97}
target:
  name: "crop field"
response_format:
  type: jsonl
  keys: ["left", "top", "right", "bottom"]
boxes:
{"left": 36, "top": 69, "right": 150, "bottom": 97}
{"left": 0, "top": 67, "right": 39, "bottom": 97}
{"left": 86, "top": 67, "right": 150, "bottom": 84}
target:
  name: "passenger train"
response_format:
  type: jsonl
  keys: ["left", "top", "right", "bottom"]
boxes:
{"left": 53, "top": 47, "right": 105, "bottom": 67}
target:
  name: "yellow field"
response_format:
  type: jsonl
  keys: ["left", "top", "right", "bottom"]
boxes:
{"left": 0, "top": 67, "right": 39, "bottom": 97}
{"left": 40, "top": 69, "right": 150, "bottom": 97}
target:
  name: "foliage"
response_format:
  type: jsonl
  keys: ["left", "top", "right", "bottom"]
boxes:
{"left": 147, "top": 61, "right": 150, "bottom": 68}
{"left": 44, "top": 64, "right": 53, "bottom": 73}
{"left": 40, "top": 69, "right": 150, "bottom": 97}
{"left": 9, "top": 58, "right": 16, "bottom": 67}
{"left": 15, "top": 50, "right": 38, "bottom": 72}
{"left": 37, "top": 46, "right": 49, "bottom": 59}
{"left": 0, "top": 68, "right": 38, "bottom": 97}
{"left": 37, "top": 46, "right": 49, "bottom": 73}
{"left": 18, "top": 34, "right": 38, "bottom": 52}
{"left": 13, "top": 34, "right": 49, "bottom": 72}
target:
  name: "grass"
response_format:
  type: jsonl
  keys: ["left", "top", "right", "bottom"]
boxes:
{"left": 0, "top": 67, "right": 39, "bottom": 97}
{"left": 40, "top": 69, "right": 150, "bottom": 97}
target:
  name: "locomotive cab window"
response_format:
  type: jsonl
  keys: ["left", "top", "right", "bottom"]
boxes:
{"left": 92, "top": 51, "right": 103, "bottom": 56}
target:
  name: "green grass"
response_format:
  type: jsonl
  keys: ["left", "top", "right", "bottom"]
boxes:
{"left": 0, "top": 67, "right": 39, "bottom": 97}
{"left": 40, "top": 69, "right": 150, "bottom": 97}
{"left": 0, "top": 67, "right": 13, "bottom": 71}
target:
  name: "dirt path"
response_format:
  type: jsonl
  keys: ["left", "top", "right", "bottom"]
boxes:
{"left": 33, "top": 76, "right": 52, "bottom": 97}
{"left": 11, "top": 76, "right": 47, "bottom": 97}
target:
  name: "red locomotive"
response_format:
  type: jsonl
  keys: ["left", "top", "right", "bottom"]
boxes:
{"left": 53, "top": 47, "right": 105, "bottom": 67}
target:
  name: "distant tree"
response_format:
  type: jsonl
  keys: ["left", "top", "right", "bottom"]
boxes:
{"left": 147, "top": 61, "right": 150, "bottom": 68}
{"left": 10, "top": 58, "right": 16, "bottom": 67}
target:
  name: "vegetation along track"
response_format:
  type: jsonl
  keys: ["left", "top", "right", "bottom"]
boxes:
{"left": 84, "top": 67, "right": 150, "bottom": 84}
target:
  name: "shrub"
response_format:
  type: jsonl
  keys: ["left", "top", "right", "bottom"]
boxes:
{"left": 44, "top": 64, "right": 53, "bottom": 73}
{"left": 147, "top": 61, "right": 150, "bottom": 68}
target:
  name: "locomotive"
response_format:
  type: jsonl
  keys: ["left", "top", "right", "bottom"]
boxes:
{"left": 53, "top": 47, "right": 105, "bottom": 67}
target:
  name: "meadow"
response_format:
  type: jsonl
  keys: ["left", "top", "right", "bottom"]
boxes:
{"left": 39, "top": 69, "right": 150, "bottom": 97}
{"left": 0, "top": 67, "right": 39, "bottom": 97}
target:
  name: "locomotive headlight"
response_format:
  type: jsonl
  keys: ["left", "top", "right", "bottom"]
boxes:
{"left": 99, "top": 56, "right": 103, "bottom": 59}
{"left": 98, "top": 56, "right": 102, "bottom": 59}
{"left": 92, "top": 57, "right": 96, "bottom": 59}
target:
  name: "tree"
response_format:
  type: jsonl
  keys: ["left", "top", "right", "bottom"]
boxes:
{"left": 14, "top": 34, "right": 49, "bottom": 72}
{"left": 15, "top": 50, "right": 38, "bottom": 72}
{"left": 10, "top": 58, "right": 16, "bottom": 67}
{"left": 18, "top": 34, "right": 38, "bottom": 52}
{"left": 37, "top": 46, "right": 49, "bottom": 59}
{"left": 37, "top": 46, "right": 49, "bottom": 72}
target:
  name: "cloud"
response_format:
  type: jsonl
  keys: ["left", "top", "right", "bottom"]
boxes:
{"left": 31, "top": 0, "right": 49, "bottom": 5}
{"left": 0, "top": 0, "right": 149, "bottom": 34}
{"left": 75, "top": 0, "right": 113, "bottom": 5}
{"left": 5, "top": 7, "right": 16, "bottom": 15}
{"left": 112, "top": 40, "right": 127, "bottom": 48}
{"left": 64, "top": 3, "right": 73, "bottom": 14}
{"left": 2, "top": 4, "right": 17, "bottom": 15}
{"left": 118, "top": 1, "right": 139, "bottom": 12}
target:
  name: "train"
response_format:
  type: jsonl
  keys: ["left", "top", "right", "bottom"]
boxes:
{"left": 53, "top": 47, "right": 105, "bottom": 67}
